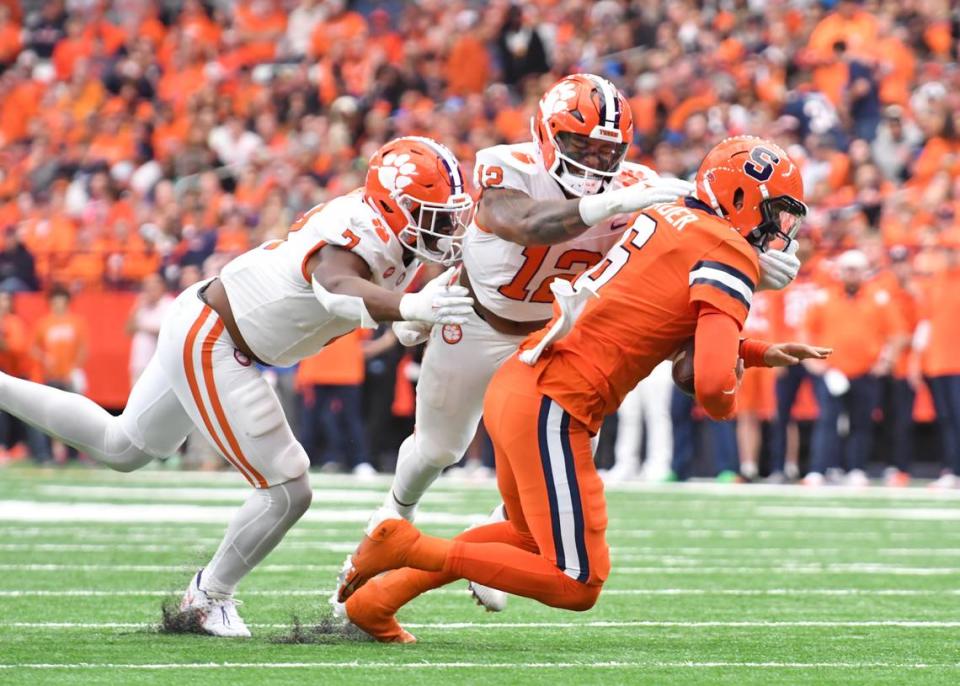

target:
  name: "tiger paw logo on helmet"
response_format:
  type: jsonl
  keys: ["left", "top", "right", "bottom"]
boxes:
{"left": 541, "top": 80, "right": 579, "bottom": 116}
{"left": 377, "top": 153, "right": 418, "bottom": 195}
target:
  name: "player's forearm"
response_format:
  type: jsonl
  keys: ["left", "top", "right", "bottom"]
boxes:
{"left": 693, "top": 309, "right": 740, "bottom": 420}
{"left": 318, "top": 273, "right": 403, "bottom": 322}
{"left": 499, "top": 198, "right": 590, "bottom": 245}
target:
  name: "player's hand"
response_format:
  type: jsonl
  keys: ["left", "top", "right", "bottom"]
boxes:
{"left": 398, "top": 269, "right": 473, "bottom": 326}
{"left": 757, "top": 241, "right": 800, "bottom": 291}
{"left": 392, "top": 319, "right": 432, "bottom": 347}
{"left": 578, "top": 176, "right": 694, "bottom": 225}
{"left": 764, "top": 342, "right": 832, "bottom": 367}
{"left": 619, "top": 176, "right": 695, "bottom": 211}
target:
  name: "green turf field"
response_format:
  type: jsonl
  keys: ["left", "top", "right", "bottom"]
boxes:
{"left": 0, "top": 464, "right": 958, "bottom": 685}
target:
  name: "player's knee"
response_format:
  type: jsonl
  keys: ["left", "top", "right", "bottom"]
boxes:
{"left": 276, "top": 471, "right": 312, "bottom": 519}
{"left": 416, "top": 435, "right": 464, "bottom": 470}
{"left": 103, "top": 422, "right": 154, "bottom": 472}
{"left": 561, "top": 581, "right": 602, "bottom": 612}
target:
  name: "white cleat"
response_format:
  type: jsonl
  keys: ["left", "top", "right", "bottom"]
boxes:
{"left": 844, "top": 469, "right": 869, "bottom": 488}
{"left": 467, "top": 504, "right": 509, "bottom": 612}
{"left": 929, "top": 472, "right": 958, "bottom": 490}
{"left": 179, "top": 570, "right": 251, "bottom": 638}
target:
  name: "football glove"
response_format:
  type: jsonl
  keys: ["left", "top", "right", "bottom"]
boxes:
{"left": 757, "top": 241, "right": 800, "bottom": 291}
{"left": 398, "top": 266, "right": 474, "bottom": 325}
{"left": 392, "top": 319, "right": 432, "bottom": 347}
{"left": 578, "top": 176, "right": 695, "bottom": 226}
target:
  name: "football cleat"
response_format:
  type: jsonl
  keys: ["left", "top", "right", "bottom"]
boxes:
{"left": 179, "top": 569, "right": 251, "bottom": 638}
{"left": 336, "top": 580, "right": 417, "bottom": 644}
{"left": 337, "top": 508, "right": 419, "bottom": 603}
{"left": 467, "top": 504, "right": 508, "bottom": 612}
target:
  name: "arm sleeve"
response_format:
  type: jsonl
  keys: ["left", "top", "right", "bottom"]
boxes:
{"left": 689, "top": 239, "right": 760, "bottom": 329}
{"left": 693, "top": 304, "right": 741, "bottom": 421}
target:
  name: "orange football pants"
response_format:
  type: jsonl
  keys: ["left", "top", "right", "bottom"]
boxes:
{"left": 370, "top": 355, "right": 610, "bottom": 613}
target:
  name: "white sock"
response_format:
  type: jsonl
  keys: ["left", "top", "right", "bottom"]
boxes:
{"left": 202, "top": 472, "right": 313, "bottom": 597}
{"left": 0, "top": 372, "right": 152, "bottom": 471}
{"left": 384, "top": 434, "right": 443, "bottom": 519}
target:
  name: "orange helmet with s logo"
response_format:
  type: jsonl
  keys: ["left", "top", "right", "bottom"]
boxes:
{"left": 532, "top": 73, "right": 634, "bottom": 197}
{"left": 364, "top": 136, "right": 473, "bottom": 266}
{"left": 695, "top": 136, "right": 807, "bottom": 250}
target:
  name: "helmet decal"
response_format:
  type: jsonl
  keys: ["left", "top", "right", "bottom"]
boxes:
{"left": 378, "top": 153, "right": 418, "bottom": 194}
{"left": 743, "top": 146, "right": 781, "bottom": 182}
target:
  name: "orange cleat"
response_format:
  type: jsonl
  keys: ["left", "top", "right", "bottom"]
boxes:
{"left": 337, "top": 509, "right": 421, "bottom": 603}
{"left": 344, "top": 583, "right": 417, "bottom": 644}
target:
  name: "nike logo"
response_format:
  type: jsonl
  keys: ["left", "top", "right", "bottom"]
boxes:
{"left": 610, "top": 220, "right": 628, "bottom": 232}
{"left": 722, "top": 386, "right": 737, "bottom": 395}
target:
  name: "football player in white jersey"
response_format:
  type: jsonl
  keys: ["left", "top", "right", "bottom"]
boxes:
{"left": 348, "top": 74, "right": 802, "bottom": 623}
{"left": 0, "top": 136, "right": 475, "bottom": 637}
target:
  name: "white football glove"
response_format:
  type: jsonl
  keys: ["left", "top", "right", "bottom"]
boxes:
{"left": 398, "top": 266, "right": 474, "bottom": 325}
{"left": 392, "top": 319, "right": 432, "bottom": 347}
{"left": 757, "top": 240, "right": 801, "bottom": 291}
{"left": 578, "top": 176, "right": 695, "bottom": 226}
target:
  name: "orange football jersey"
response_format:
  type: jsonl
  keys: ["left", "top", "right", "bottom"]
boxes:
{"left": 525, "top": 199, "right": 761, "bottom": 433}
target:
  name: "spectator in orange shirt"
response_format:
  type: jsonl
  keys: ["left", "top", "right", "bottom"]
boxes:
{"left": 295, "top": 330, "right": 374, "bottom": 475}
{"left": 310, "top": 0, "right": 368, "bottom": 59}
{"left": 29, "top": 285, "right": 89, "bottom": 463}
{"left": 915, "top": 236, "right": 960, "bottom": 487}
{"left": 0, "top": 290, "right": 27, "bottom": 461}
{"left": 802, "top": 250, "right": 899, "bottom": 485}
{"left": 0, "top": 5, "right": 21, "bottom": 69}
{"left": 737, "top": 290, "right": 778, "bottom": 481}
{"left": 878, "top": 246, "right": 920, "bottom": 486}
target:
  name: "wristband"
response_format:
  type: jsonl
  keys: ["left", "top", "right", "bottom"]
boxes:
{"left": 739, "top": 338, "right": 772, "bottom": 368}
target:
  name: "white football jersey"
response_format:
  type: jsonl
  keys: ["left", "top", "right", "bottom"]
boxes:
{"left": 463, "top": 142, "right": 659, "bottom": 322}
{"left": 219, "top": 190, "right": 418, "bottom": 366}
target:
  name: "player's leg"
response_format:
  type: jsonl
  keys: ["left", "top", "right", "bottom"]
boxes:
{"left": 162, "top": 298, "right": 311, "bottom": 636}
{"left": 340, "top": 361, "right": 608, "bottom": 615}
{"left": 845, "top": 374, "right": 879, "bottom": 485}
{"left": 807, "top": 376, "right": 841, "bottom": 484}
{"left": 339, "top": 416, "right": 539, "bottom": 641}
{"left": 607, "top": 381, "right": 643, "bottom": 483}
{"left": 769, "top": 365, "right": 804, "bottom": 479}
{"left": 0, "top": 339, "right": 192, "bottom": 471}
{"left": 386, "top": 314, "right": 523, "bottom": 518}
{"left": 638, "top": 361, "right": 674, "bottom": 482}
{"left": 670, "top": 387, "right": 696, "bottom": 480}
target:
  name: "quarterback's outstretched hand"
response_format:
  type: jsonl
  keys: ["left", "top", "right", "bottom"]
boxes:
{"left": 393, "top": 319, "right": 432, "bottom": 347}
{"left": 757, "top": 241, "right": 800, "bottom": 291}
{"left": 763, "top": 342, "right": 832, "bottom": 367}
{"left": 579, "top": 176, "right": 695, "bottom": 226}
{"left": 398, "top": 266, "right": 473, "bottom": 325}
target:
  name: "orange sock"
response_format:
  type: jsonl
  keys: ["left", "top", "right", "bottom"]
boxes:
{"left": 405, "top": 531, "right": 451, "bottom": 571}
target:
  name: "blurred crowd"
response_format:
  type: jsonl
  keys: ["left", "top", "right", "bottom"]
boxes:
{"left": 0, "top": 0, "right": 959, "bottom": 484}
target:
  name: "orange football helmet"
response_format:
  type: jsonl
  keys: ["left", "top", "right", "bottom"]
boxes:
{"left": 532, "top": 73, "right": 634, "bottom": 197}
{"left": 364, "top": 136, "right": 473, "bottom": 266}
{"left": 695, "top": 135, "right": 807, "bottom": 250}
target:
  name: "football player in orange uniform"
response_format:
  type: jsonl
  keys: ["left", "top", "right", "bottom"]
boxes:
{"left": 334, "top": 136, "right": 831, "bottom": 643}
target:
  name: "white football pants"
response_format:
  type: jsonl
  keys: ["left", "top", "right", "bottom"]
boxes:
{"left": 388, "top": 309, "right": 526, "bottom": 511}
{"left": 611, "top": 361, "right": 673, "bottom": 481}
{"left": 0, "top": 280, "right": 312, "bottom": 596}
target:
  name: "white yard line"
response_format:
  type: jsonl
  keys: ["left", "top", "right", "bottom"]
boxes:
{"left": 0, "top": 661, "right": 956, "bottom": 670}
{"left": 2, "top": 620, "right": 959, "bottom": 630}
{"left": 755, "top": 505, "right": 960, "bottom": 520}
{"left": 36, "top": 485, "right": 460, "bottom": 504}
{"left": 3, "top": 562, "right": 958, "bottom": 575}
{"left": 0, "top": 588, "right": 955, "bottom": 598}
{"left": 0, "top": 501, "right": 478, "bottom": 526}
